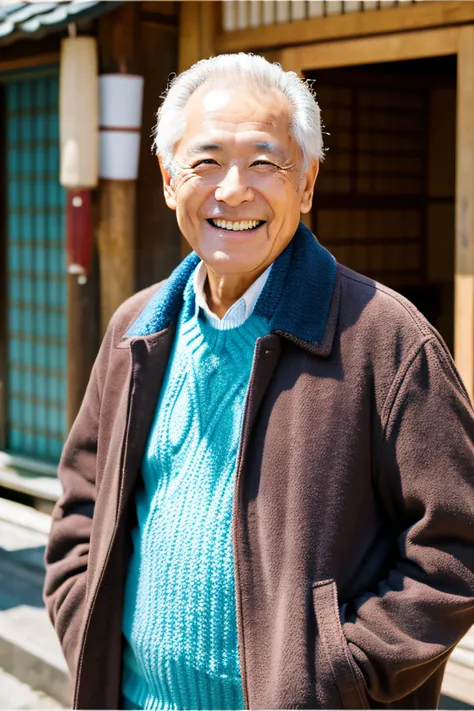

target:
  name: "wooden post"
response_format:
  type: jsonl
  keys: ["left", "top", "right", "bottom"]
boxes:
{"left": 97, "top": 178, "right": 136, "bottom": 335}
{"left": 178, "top": 1, "right": 219, "bottom": 74}
{"left": 136, "top": 11, "right": 181, "bottom": 292}
{"left": 67, "top": 266, "right": 100, "bottom": 430}
{"left": 455, "top": 26, "right": 474, "bottom": 401}
{"left": 97, "top": 4, "right": 139, "bottom": 334}
{"left": 97, "top": 182, "right": 136, "bottom": 333}
{"left": 0, "top": 85, "right": 7, "bottom": 447}
{"left": 178, "top": 1, "right": 220, "bottom": 258}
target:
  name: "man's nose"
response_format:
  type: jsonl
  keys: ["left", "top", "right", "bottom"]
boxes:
{"left": 215, "top": 165, "right": 253, "bottom": 206}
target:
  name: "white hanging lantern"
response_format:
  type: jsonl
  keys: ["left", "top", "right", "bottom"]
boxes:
{"left": 99, "top": 74, "right": 144, "bottom": 181}
{"left": 59, "top": 36, "right": 99, "bottom": 189}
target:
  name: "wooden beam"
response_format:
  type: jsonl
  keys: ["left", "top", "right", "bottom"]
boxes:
{"left": 139, "top": 1, "right": 177, "bottom": 17}
{"left": 178, "top": 1, "right": 220, "bottom": 258}
{"left": 136, "top": 16, "right": 181, "bottom": 291}
{"left": 67, "top": 265, "right": 100, "bottom": 430}
{"left": 200, "top": 1, "right": 220, "bottom": 63}
{"left": 97, "top": 181, "right": 136, "bottom": 335}
{"left": 178, "top": 1, "right": 200, "bottom": 74}
{"left": 178, "top": 1, "right": 201, "bottom": 258}
{"left": 0, "top": 85, "right": 7, "bottom": 448}
{"left": 178, "top": 1, "right": 219, "bottom": 73}
{"left": 0, "top": 32, "right": 60, "bottom": 72}
{"left": 97, "top": 5, "right": 140, "bottom": 334}
{"left": 99, "top": 3, "right": 140, "bottom": 74}
{"left": 216, "top": 1, "right": 474, "bottom": 54}
{"left": 0, "top": 53, "right": 59, "bottom": 75}
{"left": 454, "top": 26, "right": 474, "bottom": 401}
{"left": 280, "top": 26, "right": 460, "bottom": 73}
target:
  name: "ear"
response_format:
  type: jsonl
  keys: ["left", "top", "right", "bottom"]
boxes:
{"left": 300, "top": 159, "right": 319, "bottom": 215}
{"left": 158, "top": 156, "right": 177, "bottom": 211}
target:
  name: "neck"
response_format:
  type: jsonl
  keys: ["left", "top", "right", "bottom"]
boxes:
{"left": 204, "top": 266, "right": 266, "bottom": 319}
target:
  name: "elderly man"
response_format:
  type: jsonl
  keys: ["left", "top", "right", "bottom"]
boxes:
{"left": 45, "top": 53, "right": 474, "bottom": 711}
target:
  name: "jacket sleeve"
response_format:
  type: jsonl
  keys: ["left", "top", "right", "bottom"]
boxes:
{"left": 342, "top": 336, "right": 474, "bottom": 703}
{"left": 43, "top": 325, "right": 111, "bottom": 677}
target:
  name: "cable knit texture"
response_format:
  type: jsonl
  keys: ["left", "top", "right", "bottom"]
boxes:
{"left": 121, "top": 274, "right": 270, "bottom": 710}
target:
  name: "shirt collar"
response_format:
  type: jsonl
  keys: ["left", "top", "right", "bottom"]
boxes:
{"left": 193, "top": 260, "right": 272, "bottom": 330}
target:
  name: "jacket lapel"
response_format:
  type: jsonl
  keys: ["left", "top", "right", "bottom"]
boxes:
{"left": 117, "top": 328, "right": 174, "bottom": 518}
{"left": 116, "top": 223, "right": 342, "bottom": 523}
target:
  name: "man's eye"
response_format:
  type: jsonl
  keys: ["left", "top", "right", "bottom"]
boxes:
{"left": 192, "top": 159, "right": 219, "bottom": 168}
{"left": 251, "top": 160, "right": 279, "bottom": 168}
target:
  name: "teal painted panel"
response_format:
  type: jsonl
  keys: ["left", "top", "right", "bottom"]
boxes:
{"left": 6, "top": 71, "right": 67, "bottom": 463}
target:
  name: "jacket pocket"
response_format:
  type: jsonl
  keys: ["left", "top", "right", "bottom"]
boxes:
{"left": 312, "top": 579, "right": 370, "bottom": 710}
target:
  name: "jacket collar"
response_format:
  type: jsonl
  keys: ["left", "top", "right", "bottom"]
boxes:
{"left": 126, "top": 222, "right": 339, "bottom": 357}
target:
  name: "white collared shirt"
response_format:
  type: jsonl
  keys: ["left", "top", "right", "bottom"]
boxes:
{"left": 193, "top": 261, "right": 272, "bottom": 330}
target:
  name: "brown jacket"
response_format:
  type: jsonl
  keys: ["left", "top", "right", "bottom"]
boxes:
{"left": 44, "top": 224, "right": 474, "bottom": 709}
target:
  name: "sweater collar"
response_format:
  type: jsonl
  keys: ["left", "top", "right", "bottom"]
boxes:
{"left": 126, "top": 223, "right": 339, "bottom": 356}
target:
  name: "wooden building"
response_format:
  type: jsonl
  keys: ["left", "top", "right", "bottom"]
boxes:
{"left": 180, "top": 0, "right": 474, "bottom": 414}
{"left": 1, "top": 0, "right": 474, "bottom": 703}
{"left": 1, "top": 0, "right": 474, "bottom": 492}
{"left": 190, "top": 4, "right": 474, "bottom": 701}
{"left": 0, "top": 0, "right": 181, "bottom": 501}
{"left": 204, "top": 0, "right": 474, "bottom": 393}
{"left": 0, "top": 2, "right": 473, "bottom": 472}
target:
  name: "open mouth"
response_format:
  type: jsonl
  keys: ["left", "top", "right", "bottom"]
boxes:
{"left": 207, "top": 218, "right": 266, "bottom": 232}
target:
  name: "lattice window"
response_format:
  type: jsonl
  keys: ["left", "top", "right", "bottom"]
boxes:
{"left": 222, "top": 0, "right": 424, "bottom": 31}
{"left": 313, "top": 81, "right": 428, "bottom": 286}
{"left": 5, "top": 69, "right": 67, "bottom": 462}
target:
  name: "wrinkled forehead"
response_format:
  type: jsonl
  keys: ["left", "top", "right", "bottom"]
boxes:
{"left": 179, "top": 80, "right": 295, "bottom": 150}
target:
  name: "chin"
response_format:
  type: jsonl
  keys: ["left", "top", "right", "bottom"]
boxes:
{"left": 203, "top": 248, "right": 271, "bottom": 276}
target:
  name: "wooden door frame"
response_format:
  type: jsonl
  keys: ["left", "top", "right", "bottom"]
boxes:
{"left": 279, "top": 24, "right": 474, "bottom": 400}
{"left": 280, "top": 26, "right": 460, "bottom": 73}
{"left": 0, "top": 84, "right": 7, "bottom": 449}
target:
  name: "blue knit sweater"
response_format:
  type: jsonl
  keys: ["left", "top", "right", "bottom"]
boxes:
{"left": 121, "top": 274, "right": 270, "bottom": 710}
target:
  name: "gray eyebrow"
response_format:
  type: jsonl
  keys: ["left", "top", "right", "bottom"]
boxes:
{"left": 253, "top": 142, "right": 286, "bottom": 159}
{"left": 187, "top": 141, "right": 286, "bottom": 160}
{"left": 187, "top": 143, "right": 223, "bottom": 155}
{"left": 253, "top": 141, "right": 278, "bottom": 152}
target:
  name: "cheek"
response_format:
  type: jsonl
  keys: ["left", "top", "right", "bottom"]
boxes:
{"left": 259, "top": 175, "right": 301, "bottom": 214}
{"left": 277, "top": 170, "right": 304, "bottom": 194}
{"left": 175, "top": 178, "right": 206, "bottom": 219}
{"left": 173, "top": 171, "right": 197, "bottom": 196}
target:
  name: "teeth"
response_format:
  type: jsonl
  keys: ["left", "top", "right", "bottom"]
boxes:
{"left": 212, "top": 219, "right": 262, "bottom": 231}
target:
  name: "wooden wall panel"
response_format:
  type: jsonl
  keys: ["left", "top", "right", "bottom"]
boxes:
{"left": 313, "top": 73, "right": 428, "bottom": 287}
{"left": 455, "top": 26, "right": 474, "bottom": 399}
{"left": 135, "top": 18, "right": 181, "bottom": 291}
{"left": 217, "top": 1, "right": 470, "bottom": 53}
{"left": 0, "top": 85, "right": 6, "bottom": 448}
{"left": 221, "top": 0, "right": 420, "bottom": 32}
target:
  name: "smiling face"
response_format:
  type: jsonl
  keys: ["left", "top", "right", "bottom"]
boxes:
{"left": 159, "top": 82, "right": 319, "bottom": 278}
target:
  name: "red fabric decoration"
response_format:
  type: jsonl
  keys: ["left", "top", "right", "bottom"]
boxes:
{"left": 66, "top": 189, "right": 92, "bottom": 281}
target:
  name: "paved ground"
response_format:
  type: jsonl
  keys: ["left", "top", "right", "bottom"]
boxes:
{"left": 0, "top": 498, "right": 473, "bottom": 709}
{"left": 0, "top": 499, "right": 72, "bottom": 706}
{"left": 0, "top": 667, "right": 64, "bottom": 709}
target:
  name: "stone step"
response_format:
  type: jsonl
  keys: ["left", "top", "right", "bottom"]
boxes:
{"left": 0, "top": 497, "right": 473, "bottom": 708}
{"left": 0, "top": 665, "right": 64, "bottom": 709}
{"left": 0, "top": 453, "right": 61, "bottom": 515}
{"left": 0, "top": 498, "right": 72, "bottom": 707}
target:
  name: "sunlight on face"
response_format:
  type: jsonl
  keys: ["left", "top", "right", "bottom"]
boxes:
{"left": 202, "top": 88, "right": 232, "bottom": 113}
{"left": 160, "top": 82, "right": 319, "bottom": 278}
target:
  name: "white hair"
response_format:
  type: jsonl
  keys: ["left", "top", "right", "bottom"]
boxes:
{"left": 153, "top": 53, "right": 324, "bottom": 173}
